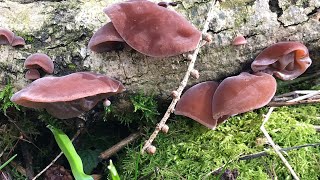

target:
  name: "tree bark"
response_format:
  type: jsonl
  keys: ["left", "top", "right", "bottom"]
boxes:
{"left": 0, "top": 0, "right": 319, "bottom": 98}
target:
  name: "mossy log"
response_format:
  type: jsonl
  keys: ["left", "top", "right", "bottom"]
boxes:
{"left": 0, "top": 0, "right": 319, "bottom": 98}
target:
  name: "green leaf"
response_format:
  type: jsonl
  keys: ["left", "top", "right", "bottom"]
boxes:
{"left": 78, "top": 149, "right": 101, "bottom": 174}
{"left": 108, "top": 160, "right": 120, "bottom": 180}
{"left": 0, "top": 154, "right": 17, "bottom": 170}
{"left": 47, "top": 125, "right": 93, "bottom": 180}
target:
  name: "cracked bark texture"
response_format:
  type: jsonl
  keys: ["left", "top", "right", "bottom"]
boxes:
{"left": 0, "top": 0, "right": 319, "bottom": 99}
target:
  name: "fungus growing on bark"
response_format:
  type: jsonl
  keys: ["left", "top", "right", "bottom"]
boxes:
{"left": 24, "top": 53, "right": 54, "bottom": 74}
{"left": 88, "top": 22, "right": 125, "bottom": 53}
{"left": 11, "top": 36, "right": 26, "bottom": 47}
{"left": 104, "top": 0, "right": 201, "bottom": 57}
{"left": 211, "top": 72, "right": 277, "bottom": 120}
{"left": 0, "top": 28, "right": 14, "bottom": 45}
{"left": 25, "top": 69, "right": 40, "bottom": 80}
{"left": 175, "top": 81, "right": 229, "bottom": 129}
{"left": 11, "top": 72, "right": 125, "bottom": 119}
{"left": 251, "top": 41, "right": 312, "bottom": 80}
{"left": 232, "top": 35, "right": 247, "bottom": 46}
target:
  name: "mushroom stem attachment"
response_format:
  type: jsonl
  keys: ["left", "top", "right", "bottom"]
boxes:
{"left": 190, "top": 69, "right": 200, "bottom": 79}
{"left": 146, "top": 145, "right": 156, "bottom": 155}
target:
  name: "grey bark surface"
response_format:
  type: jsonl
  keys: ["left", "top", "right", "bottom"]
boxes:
{"left": 0, "top": 0, "right": 319, "bottom": 99}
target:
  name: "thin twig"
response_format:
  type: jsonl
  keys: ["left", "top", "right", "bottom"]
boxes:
{"left": 314, "top": 125, "right": 320, "bottom": 132}
{"left": 239, "top": 142, "right": 320, "bottom": 160}
{"left": 141, "top": 0, "right": 216, "bottom": 154}
{"left": 268, "top": 90, "right": 320, "bottom": 107}
{"left": 268, "top": 99, "right": 320, "bottom": 107}
{"left": 99, "top": 132, "right": 141, "bottom": 159}
{"left": 32, "top": 129, "right": 82, "bottom": 180}
{"left": 274, "top": 90, "right": 318, "bottom": 98}
{"left": 203, "top": 154, "right": 242, "bottom": 179}
{"left": 260, "top": 107, "right": 300, "bottom": 180}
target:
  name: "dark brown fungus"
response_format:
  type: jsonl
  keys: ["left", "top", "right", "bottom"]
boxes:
{"left": 104, "top": 0, "right": 201, "bottom": 57}
{"left": 11, "top": 36, "right": 26, "bottom": 47}
{"left": 11, "top": 72, "right": 125, "bottom": 119}
{"left": 212, "top": 72, "right": 277, "bottom": 120}
{"left": 25, "top": 69, "right": 40, "bottom": 80}
{"left": 24, "top": 53, "right": 54, "bottom": 74}
{"left": 251, "top": 41, "right": 312, "bottom": 80}
{"left": 0, "top": 28, "right": 14, "bottom": 45}
{"left": 175, "top": 81, "right": 229, "bottom": 129}
{"left": 88, "top": 22, "right": 125, "bottom": 52}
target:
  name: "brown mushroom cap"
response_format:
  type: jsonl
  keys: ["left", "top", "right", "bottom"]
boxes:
{"left": 251, "top": 41, "right": 312, "bottom": 80}
{"left": 212, "top": 72, "right": 277, "bottom": 120}
{"left": 104, "top": 0, "right": 201, "bottom": 57}
{"left": 24, "top": 53, "right": 54, "bottom": 74}
{"left": 25, "top": 69, "right": 40, "bottom": 80}
{"left": 11, "top": 72, "right": 125, "bottom": 119}
{"left": 88, "top": 22, "right": 125, "bottom": 53}
{"left": 11, "top": 36, "right": 26, "bottom": 47}
{"left": 175, "top": 81, "right": 229, "bottom": 129}
{"left": 0, "top": 28, "right": 14, "bottom": 45}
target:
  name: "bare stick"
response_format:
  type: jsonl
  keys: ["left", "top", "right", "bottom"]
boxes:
{"left": 99, "top": 132, "right": 141, "bottom": 159}
{"left": 268, "top": 99, "right": 320, "bottom": 107}
{"left": 239, "top": 142, "right": 320, "bottom": 160}
{"left": 274, "top": 90, "right": 318, "bottom": 98}
{"left": 286, "top": 90, "right": 320, "bottom": 102}
{"left": 32, "top": 129, "right": 81, "bottom": 180}
{"left": 260, "top": 107, "right": 300, "bottom": 180}
{"left": 141, "top": 0, "right": 216, "bottom": 154}
{"left": 314, "top": 125, "right": 320, "bottom": 132}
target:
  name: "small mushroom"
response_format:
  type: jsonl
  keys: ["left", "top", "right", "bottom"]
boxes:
{"left": 103, "top": 99, "right": 111, "bottom": 107}
{"left": 24, "top": 53, "right": 54, "bottom": 74}
{"left": 88, "top": 22, "right": 125, "bottom": 53}
{"left": 104, "top": 0, "right": 201, "bottom": 57}
{"left": 175, "top": 81, "right": 229, "bottom": 129}
{"left": 146, "top": 145, "right": 156, "bottom": 154}
{"left": 211, "top": 72, "right": 277, "bottom": 120}
{"left": 0, "top": 28, "right": 14, "bottom": 45}
{"left": 11, "top": 72, "right": 125, "bottom": 119}
{"left": 25, "top": 69, "right": 40, "bottom": 80}
{"left": 232, "top": 35, "right": 247, "bottom": 46}
{"left": 251, "top": 41, "right": 312, "bottom": 80}
{"left": 11, "top": 36, "right": 26, "bottom": 47}
{"left": 161, "top": 124, "right": 169, "bottom": 133}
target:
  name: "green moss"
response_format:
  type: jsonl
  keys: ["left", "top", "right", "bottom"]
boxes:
{"left": 119, "top": 105, "right": 320, "bottom": 179}
{"left": 118, "top": 75, "right": 320, "bottom": 179}
{"left": 68, "top": 63, "right": 77, "bottom": 70}
{"left": 220, "top": 0, "right": 255, "bottom": 9}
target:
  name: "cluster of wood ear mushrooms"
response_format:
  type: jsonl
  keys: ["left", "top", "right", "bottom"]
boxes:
{"left": 5, "top": 0, "right": 204, "bottom": 121}
{"left": 0, "top": 28, "right": 25, "bottom": 47}
{"left": 175, "top": 41, "right": 312, "bottom": 130}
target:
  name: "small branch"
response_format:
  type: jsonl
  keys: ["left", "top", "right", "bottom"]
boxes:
{"left": 141, "top": 0, "right": 216, "bottom": 154}
{"left": 239, "top": 142, "right": 320, "bottom": 160}
{"left": 260, "top": 107, "right": 300, "bottom": 180}
{"left": 314, "top": 125, "right": 320, "bottom": 132}
{"left": 99, "top": 132, "right": 141, "bottom": 159}
{"left": 32, "top": 129, "right": 82, "bottom": 180}
{"left": 268, "top": 99, "right": 320, "bottom": 107}
{"left": 268, "top": 90, "right": 320, "bottom": 107}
